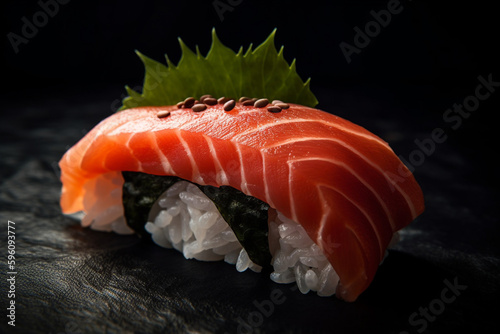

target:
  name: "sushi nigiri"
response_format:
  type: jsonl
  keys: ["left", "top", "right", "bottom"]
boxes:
{"left": 59, "top": 30, "right": 424, "bottom": 302}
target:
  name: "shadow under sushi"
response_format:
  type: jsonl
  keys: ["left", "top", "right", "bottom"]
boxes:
{"left": 61, "top": 220, "right": 464, "bottom": 334}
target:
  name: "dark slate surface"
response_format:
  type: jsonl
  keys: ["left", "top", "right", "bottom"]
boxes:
{"left": 0, "top": 83, "right": 498, "bottom": 334}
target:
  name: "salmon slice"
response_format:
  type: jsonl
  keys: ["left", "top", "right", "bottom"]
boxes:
{"left": 59, "top": 102, "right": 424, "bottom": 301}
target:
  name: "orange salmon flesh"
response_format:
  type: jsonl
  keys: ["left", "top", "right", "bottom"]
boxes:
{"left": 59, "top": 102, "right": 424, "bottom": 301}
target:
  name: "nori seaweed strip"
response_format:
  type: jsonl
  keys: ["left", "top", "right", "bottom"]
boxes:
{"left": 122, "top": 172, "right": 272, "bottom": 268}
{"left": 199, "top": 185, "right": 272, "bottom": 268}
{"left": 122, "top": 172, "right": 180, "bottom": 237}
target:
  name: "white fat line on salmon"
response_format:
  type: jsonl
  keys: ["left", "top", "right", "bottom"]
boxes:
{"left": 107, "top": 109, "right": 151, "bottom": 136}
{"left": 317, "top": 183, "right": 385, "bottom": 259}
{"left": 261, "top": 152, "right": 275, "bottom": 208}
{"left": 334, "top": 144, "right": 419, "bottom": 220}
{"left": 177, "top": 130, "right": 205, "bottom": 185}
{"left": 232, "top": 118, "right": 391, "bottom": 150}
{"left": 315, "top": 193, "right": 352, "bottom": 257}
{"left": 306, "top": 155, "right": 394, "bottom": 228}
{"left": 262, "top": 135, "right": 404, "bottom": 219}
{"left": 287, "top": 162, "right": 298, "bottom": 223}
{"left": 285, "top": 150, "right": 396, "bottom": 231}
{"left": 163, "top": 107, "right": 231, "bottom": 134}
{"left": 204, "top": 135, "right": 229, "bottom": 186}
{"left": 337, "top": 225, "right": 371, "bottom": 291}
{"left": 315, "top": 187, "right": 331, "bottom": 248}
{"left": 124, "top": 134, "right": 145, "bottom": 172}
{"left": 151, "top": 132, "right": 175, "bottom": 175}
{"left": 234, "top": 144, "right": 250, "bottom": 195}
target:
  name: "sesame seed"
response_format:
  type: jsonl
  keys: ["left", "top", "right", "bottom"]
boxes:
{"left": 217, "top": 97, "right": 230, "bottom": 104}
{"left": 275, "top": 102, "right": 289, "bottom": 109}
{"left": 200, "top": 94, "right": 212, "bottom": 102}
{"left": 183, "top": 97, "right": 196, "bottom": 108}
{"left": 204, "top": 97, "right": 217, "bottom": 106}
{"left": 157, "top": 110, "right": 171, "bottom": 118}
{"left": 242, "top": 98, "right": 257, "bottom": 106}
{"left": 224, "top": 99, "right": 236, "bottom": 111}
{"left": 239, "top": 96, "right": 251, "bottom": 102}
{"left": 254, "top": 98, "right": 269, "bottom": 108}
{"left": 192, "top": 103, "right": 207, "bottom": 112}
{"left": 267, "top": 106, "right": 282, "bottom": 113}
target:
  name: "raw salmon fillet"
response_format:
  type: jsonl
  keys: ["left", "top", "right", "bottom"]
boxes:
{"left": 59, "top": 102, "right": 424, "bottom": 301}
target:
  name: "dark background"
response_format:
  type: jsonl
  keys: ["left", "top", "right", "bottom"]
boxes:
{"left": 3, "top": 0, "right": 499, "bottom": 90}
{"left": 1, "top": 1, "right": 499, "bottom": 333}
{"left": 2, "top": 0, "right": 499, "bottom": 179}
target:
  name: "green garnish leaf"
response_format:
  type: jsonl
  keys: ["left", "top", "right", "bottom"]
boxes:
{"left": 120, "top": 28, "right": 318, "bottom": 110}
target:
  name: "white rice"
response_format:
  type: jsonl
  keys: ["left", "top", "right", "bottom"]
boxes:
{"left": 144, "top": 181, "right": 263, "bottom": 273}
{"left": 143, "top": 180, "right": 340, "bottom": 296}
{"left": 81, "top": 174, "right": 398, "bottom": 297}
